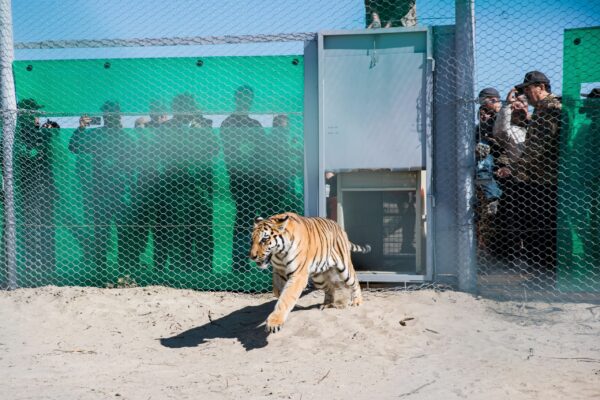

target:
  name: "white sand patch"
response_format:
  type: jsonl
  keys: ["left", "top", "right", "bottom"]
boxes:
{"left": 1, "top": 286, "right": 599, "bottom": 399}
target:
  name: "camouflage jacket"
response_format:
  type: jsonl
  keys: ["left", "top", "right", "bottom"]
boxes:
{"left": 516, "top": 94, "right": 563, "bottom": 185}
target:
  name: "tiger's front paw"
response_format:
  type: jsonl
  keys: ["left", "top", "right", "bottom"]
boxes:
{"left": 351, "top": 296, "right": 363, "bottom": 307}
{"left": 266, "top": 312, "right": 285, "bottom": 333}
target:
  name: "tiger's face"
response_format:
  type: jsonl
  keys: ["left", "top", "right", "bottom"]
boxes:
{"left": 249, "top": 215, "right": 290, "bottom": 269}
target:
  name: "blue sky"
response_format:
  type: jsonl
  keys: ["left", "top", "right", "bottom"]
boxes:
{"left": 10, "top": 0, "right": 600, "bottom": 96}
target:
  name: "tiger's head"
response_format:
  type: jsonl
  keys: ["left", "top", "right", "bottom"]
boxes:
{"left": 249, "top": 214, "right": 291, "bottom": 269}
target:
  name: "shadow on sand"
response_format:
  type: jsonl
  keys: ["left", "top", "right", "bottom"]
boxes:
{"left": 159, "top": 300, "right": 320, "bottom": 351}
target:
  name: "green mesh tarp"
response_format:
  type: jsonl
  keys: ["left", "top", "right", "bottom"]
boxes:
{"left": 9, "top": 55, "right": 304, "bottom": 291}
{"left": 558, "top": 26, "right": 600, "bottom": 292}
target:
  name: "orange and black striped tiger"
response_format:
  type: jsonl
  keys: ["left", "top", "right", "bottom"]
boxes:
{"left": 249, "top": 212, "right": 371, "bottom": 333}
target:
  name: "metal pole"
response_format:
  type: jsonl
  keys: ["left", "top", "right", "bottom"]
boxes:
{"left": 0, "top": 0, "right": 18, "bottom": 289}
{"left": 303, "top": 38, "right": 319, "bottom": 217}
{"left": 455, "top": 0, "right": 477, "bottom": 292}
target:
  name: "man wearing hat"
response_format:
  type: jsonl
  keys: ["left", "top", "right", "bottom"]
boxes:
{"left": 15, "top": 98, "right": 58, "bottom": 282}
{"left": 474, "top": 87, "right": 502, "bottom": 254}
{"left": 476, "top": 87, "right": 503, "bottom": 182}
{"left": 477, "top": 87, "right": 502, "bottom": 140}
{"left": 69, "top": 100, "right": 137, "bottom": 275}
{"left": 478, "top": 87, "right": 502, "bottom": 110}
{"left": 512, "top": 71, "right": 563, "bottom": 273}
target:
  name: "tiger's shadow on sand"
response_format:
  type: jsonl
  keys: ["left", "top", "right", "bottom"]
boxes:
{"left": 159, "top": 300, "right": 320, "bottom": 351}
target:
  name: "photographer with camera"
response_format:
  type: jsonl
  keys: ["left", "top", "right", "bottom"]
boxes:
{"left": 509, "top": 71, "right": 563, "bottom": 274}
{"left": 491, "top": 87, "right": 530, "bottom": 263}
{"left": 41, "top": 119, "right": 60, "bottom": 129}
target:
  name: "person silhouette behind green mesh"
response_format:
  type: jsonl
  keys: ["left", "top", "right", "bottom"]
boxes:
{"left": 154, "top": 93, "right": 217, "bottom": 271}
{"left": 220, "top": 85, "right": 273, "bottom": 272}
{"left": 15, "top": 98, "right": 58, "bottom": 284}
{"left": 69, "top": 101, "right": 136, "bottom": 274}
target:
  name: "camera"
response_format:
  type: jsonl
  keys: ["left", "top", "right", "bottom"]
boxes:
{"left": 88, "top": 116, "right": 102, "bottom": 125}
{"left": 42, "top": 119, "right": 60, "bottom": 129}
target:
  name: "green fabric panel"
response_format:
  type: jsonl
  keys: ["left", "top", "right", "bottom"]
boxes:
{"left": 10, "top": 56, "right": 305, "bottom": 291}
{"left": 13, "top": 56, "right": 304, "bottom": 115}
{"left": 558, "top": 26, "right": 600, "bottom": 292}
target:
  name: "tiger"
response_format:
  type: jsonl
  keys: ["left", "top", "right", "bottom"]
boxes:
{"left": 249, "top": 212, "right": 371, "bottom": 333}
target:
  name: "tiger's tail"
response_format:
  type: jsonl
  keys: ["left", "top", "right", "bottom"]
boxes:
{"left": 350, "top": 243, "right": 372, "bottom": 254}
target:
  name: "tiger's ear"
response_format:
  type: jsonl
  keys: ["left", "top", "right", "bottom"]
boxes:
{"left": 274, "top": 215, "right": 290, "bottom": 232}
{"left": 254, "top": 217, "right": 264, "bottom": 227}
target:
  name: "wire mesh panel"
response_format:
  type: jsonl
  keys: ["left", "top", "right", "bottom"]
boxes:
{"left": 556, "top": 27, "right": 600, "bottom": 294}
{"left": 1, "top": 0, "right": 600, "bottom": 302}
{"left": 11, "top": 56, "right": 304, "bottom": 291}
{"left": 1, "top": 0, "right": 419, "bottom": 292}
{"left": 471, "top": 2, "right": 600, "bottom": 301}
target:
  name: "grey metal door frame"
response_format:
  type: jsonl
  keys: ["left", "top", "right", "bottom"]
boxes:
{"left": 304, "top": 26, "right": 434, "bottom": 283}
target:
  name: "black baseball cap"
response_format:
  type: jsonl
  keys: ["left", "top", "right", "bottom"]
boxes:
{"left": 478, "top": 87, "right": 500, "bottom": 104}
{"left": 515, "top": 71, "right": 550, "bottom": 90}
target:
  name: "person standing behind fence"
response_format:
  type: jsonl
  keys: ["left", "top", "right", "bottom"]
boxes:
{"left": 126, "top": 101, "right": 169, "bottom": 269}
{"left": 14, "top": 98, "right": 58, "bottom": 284}
{"left": 221, "top": 85, "right": 270, "bottom": 272}
{"left": 493, "top": 88, "right": 530, "bottom": 263}
{"left": 69, "top": 101, "right": 136, "bottom": 274}
{"left": 154, "top": 93, "right": 216, "bottom": 270}
{"left": 512, "top": 71, "right": 563, "bottom": 274}
{"left": 474, "top": 87, "right": 502, "bottom": 255}
{"left": 493, "top": 88, "right": 529, "bottom": 168}
{"left": 476, "top": 87, "right": 502, "bottom": 147}
{"left": 475, "top": 140, "right": 502, "bottom": 252}
{"left": 364, "top": 0, "right": 417, "bottom": 28}
{"left": 271, "top": 114, "right": 303, "bottom": 211}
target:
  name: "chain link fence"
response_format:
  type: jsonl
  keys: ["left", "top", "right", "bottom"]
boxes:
{"left": 1, "top": 0, "right": 600, "bottom": 301}
{"left": 472, "top": 2, "right": 600, "bottom": 301}
{"left": 8, "top": 56, "right": 306, "bottom": 291}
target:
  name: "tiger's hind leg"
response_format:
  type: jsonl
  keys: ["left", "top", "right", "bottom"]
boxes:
{"left": 333, "top": 257, "right": 363, "bottom": 307}
{"left": 346, "top": 261, "right": 363, "bottom": 307}
{"left": 321, "top": 284, "right": 349, "bottom": 309}
{"left": 320, "top": 284, "right": 341, "bottom": 309}
{"left": 315, "top": 271, "right": 348, "bottom": 309}
{"left": 312, "top": 273, "right": 338, "bottom": 309}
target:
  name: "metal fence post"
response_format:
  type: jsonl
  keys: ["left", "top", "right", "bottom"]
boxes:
{"left": 0, "top": 0, "right": 18, "bottom": 290}
{"left": 303, "top": 37, "right": 319, "bottom": 217}
{"left": 455, "top": 0, "right": 477, "bottom": 292}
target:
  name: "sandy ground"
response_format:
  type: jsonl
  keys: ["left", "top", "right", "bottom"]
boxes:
{"left": 1, "top": 286, "right": 599, "bottom": 400}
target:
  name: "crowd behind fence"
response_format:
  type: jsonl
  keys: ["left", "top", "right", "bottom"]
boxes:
{"left": 7, "top": 67, "right": 305, "bottom": 291}
{"left": 1, "top": 0, "right": 599, "bottom": 302}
